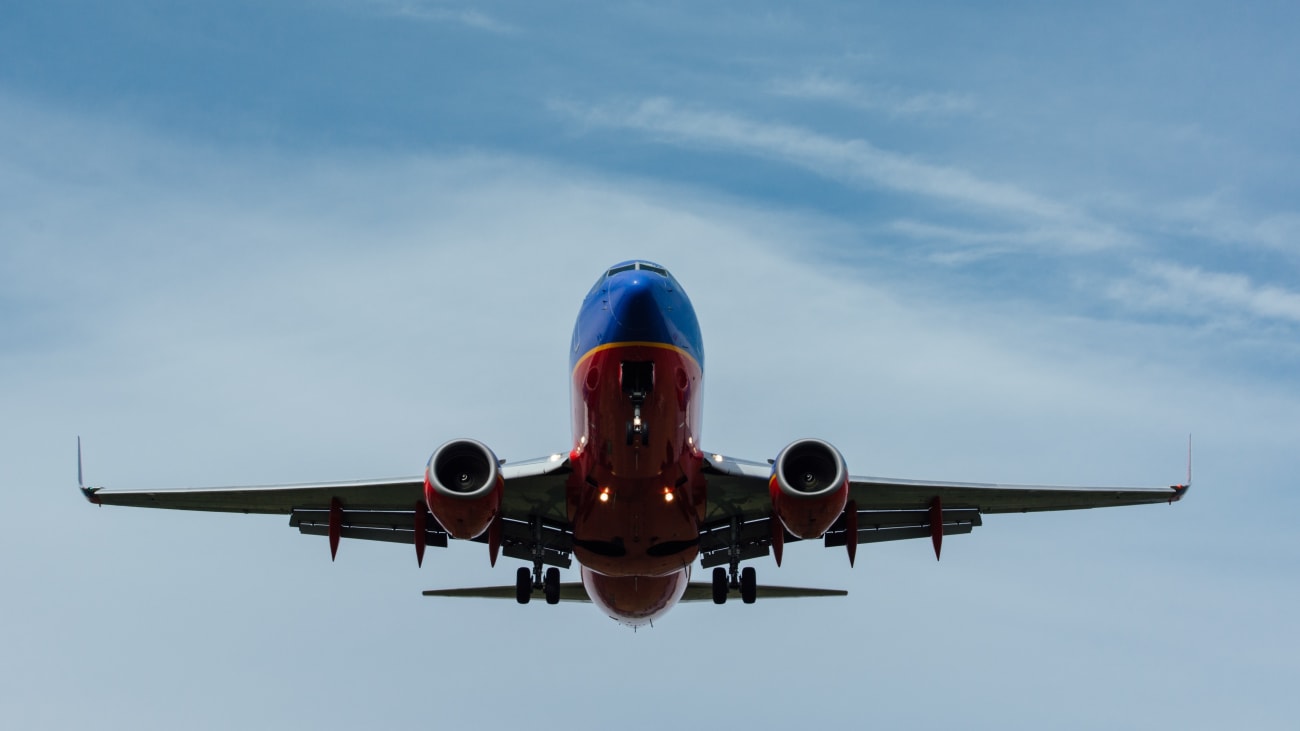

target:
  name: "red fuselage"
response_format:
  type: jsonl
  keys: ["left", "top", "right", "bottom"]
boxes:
{"left": 563, "top": 263, "right": 707, "bottom": 625}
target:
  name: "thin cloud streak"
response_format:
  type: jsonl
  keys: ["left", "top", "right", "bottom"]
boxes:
{"left": 555, "top": 97, "right": 1130, "bottom": 252}
{"left": 770, "top": 73, "right": 977, "bottom": 117}
{"left": 887, "top": 219, "right": 1132, "bottom": 259}
{"left": 1110, "top": 262, "right": 1300, "bottom": 325}
{"left": 367, "top": 0, "right": 518, "bottom": 33}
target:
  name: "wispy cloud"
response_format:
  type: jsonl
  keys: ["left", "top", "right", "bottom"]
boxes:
{"left": 367, "top": 0, "right": 517, "bottom": 33}
{"left": 554, "top": 97, "right": 1128, "bottom": 253}
{"left": 770, "top": 74, "right": 976, "bottom": 117}
{"left": 887, "top": 219, "right": 1133, "bottom": 260}
{"left": 1108, "top": 262, "right": 1300, "bottom": 325}
{"left": 1158, "top": 193, "right": 1300, "bottom": 257}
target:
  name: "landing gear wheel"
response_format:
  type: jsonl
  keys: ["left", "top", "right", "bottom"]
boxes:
{"left": 544, "top": 567, "right": 561, "bottom": 605}
{"left": 740, "top": 566, "right": 757, "bottom": 604}
{"left": 711, "top": 566, "right": 728, "bottom": 604}
{"left": 515, "top": 566, "right": 532, "bottom": 604}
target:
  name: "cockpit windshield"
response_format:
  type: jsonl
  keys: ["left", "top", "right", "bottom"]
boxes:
{"left": 606, "top": 261, "right": 670, "bottom": 278}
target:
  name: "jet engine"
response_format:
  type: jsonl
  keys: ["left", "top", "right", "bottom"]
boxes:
{"left": 769, "top": 438, "right": 849, "bottom": 539}
{"left": 424, "top": 439, "right": 503, "bottom": 540}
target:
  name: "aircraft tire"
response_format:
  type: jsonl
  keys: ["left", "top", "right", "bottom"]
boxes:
{"left": 515, "top": 566, "right": 531, "bottom": 604}
{"left": 712, "top": 566, "right": 727, "bottom": 604}
{"left": 544, "top": 567, "right": 561, "bottom": 605}
{"left": 740, "top": 566, "right": 757, "bottom": 604}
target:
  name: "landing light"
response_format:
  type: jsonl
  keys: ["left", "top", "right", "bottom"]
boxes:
{"left": 662, "top": 487, "right": 675, "bottom": 503}
{"left": 599, "top": 487, "right": 611, "bottom": 503}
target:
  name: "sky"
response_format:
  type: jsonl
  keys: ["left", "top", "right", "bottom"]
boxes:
{"left": 2, "top": 1, "right": 1298, "bottom": 728}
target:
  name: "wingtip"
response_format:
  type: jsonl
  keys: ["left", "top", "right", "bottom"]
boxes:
{"left": 77, "top": 437, "right": 102, "bottom": 504}
{"left": 1170, "top": 435, "right": 1192, "bottom": 503}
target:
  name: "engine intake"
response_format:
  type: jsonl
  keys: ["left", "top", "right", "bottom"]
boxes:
{"left": 770, "top": 438, "right": 849, "bottom": 539}
{"left": 424, "top": 439, "right": 503, "bottom": 540}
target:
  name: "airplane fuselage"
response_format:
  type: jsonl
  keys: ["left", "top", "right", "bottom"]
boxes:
{"left": 565, "top": 262, "right": 707, "bottom": 624}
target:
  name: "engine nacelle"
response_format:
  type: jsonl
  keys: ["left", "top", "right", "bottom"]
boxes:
{"left": 769, "top": 438, "right": 849, "bottom": 540}
{"left": 424, "top": 439, "right": 503, "bottom": 540}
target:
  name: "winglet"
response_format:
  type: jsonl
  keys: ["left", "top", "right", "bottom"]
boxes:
{"left": 1170, "top": 435, "right": 1192, "bottom": 504}
{"left": 78, "top": 436, "right": 103, "bottom": 505}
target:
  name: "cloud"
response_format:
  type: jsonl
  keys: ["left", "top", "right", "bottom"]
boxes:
{"left": 1109, "top": 261, "right": 1300, "bottom": 325}
{"left": 554, "top": 97, "right": 1130, "bottom": 252}
{"left": 1157, "top": 192, "right": 1300, "bottom": 256}
{"left": 886, "top": 219, "right": 1134, "bottom": 261}
{"left": 770, "top": 73, "right": 977, "bottom": 117}
{"left": 366, "top": 0, "right": 517, "bottom": 33}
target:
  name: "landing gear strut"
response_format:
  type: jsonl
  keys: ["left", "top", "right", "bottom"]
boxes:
{"left": 622, "top": 361, "right": 653, "bottom": 446}
{"left": 516, "top": 516, "right": 562, "bottom": 605}
{"left": 712, "top": 517, "right": 758, "bottom": 604}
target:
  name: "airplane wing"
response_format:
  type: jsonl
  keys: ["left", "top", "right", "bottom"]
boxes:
{"left": 81, "top": 453, "right": 575, "bottom": 566}
{"left": 699, "top": 452, "right": 1188, "bottom": 566}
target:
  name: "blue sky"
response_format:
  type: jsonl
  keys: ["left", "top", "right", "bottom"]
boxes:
{"left": 3, "top": 2, "right": 1298, "bottom": 728}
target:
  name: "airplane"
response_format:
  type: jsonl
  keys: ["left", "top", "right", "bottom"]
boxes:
{"left": 81, "top": 259, "right": 1189, "bottom": 626}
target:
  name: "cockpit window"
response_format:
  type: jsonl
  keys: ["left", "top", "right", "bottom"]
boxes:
{"left": 606, "top": 262, "right": 671, "bottom": 278}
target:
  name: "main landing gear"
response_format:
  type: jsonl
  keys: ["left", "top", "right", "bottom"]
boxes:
{"left": 515, "top": 566, "right": 561, "bottom": 605}
{"left": 712, "top": 516, "right": 757, "bottom": 604}
{"left": 516, "top": 516, "right": 562, "bottom": 605}
{"left": 711, "top": 565, "right": 757, "bottom": 605}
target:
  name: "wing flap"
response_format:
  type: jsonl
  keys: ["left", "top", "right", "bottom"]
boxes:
{"left": 83, "top": 478, "right": 425, "bottom": 514}
{"left": 849, "top": 478, "right": 1186, "bottom": 512}
{"left": 823, "top": 507, "right": 981, "bottom": 547}
{"left": 83, "top": 453, "right": 577, "bottom": 565}
{"left": 298, "top": 523, "right": 450, "bottom": 547}
{"left": 480, "top": 516, "right": 574, "bottom": 569}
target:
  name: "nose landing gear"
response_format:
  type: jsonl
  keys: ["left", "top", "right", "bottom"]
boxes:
{"left": 622, "top": 361, "right": 654, "bottom": 447}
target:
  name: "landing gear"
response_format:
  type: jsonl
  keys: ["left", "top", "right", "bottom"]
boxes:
{"left": 516, "top": 565, "right": 561, "bottom": 605}
{"left": 515, "top": 566, "right": 531, "bottom": 604}
{"left": 625, "top": 413, "right": 649, "bottom": 446}
{"left": 544, "top": 567, "right": 561, "bottom": 605}
{"left": 740, "top": 566, "right": 757, "bottom": 604}
{"left": 622, "top": 361, "right": 653, "bottom": 447}
{"left": 712, "top": 515, "right": 759, "bottom": 605}
{"left": 713, "top": 564, "right": 758, "bottom": 604}
{"left": 512, "top": 516, "right": 564, "bottom": 606}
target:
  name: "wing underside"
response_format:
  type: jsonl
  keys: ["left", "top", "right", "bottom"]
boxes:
{"left": 81, "top": 449, "right": 1186, "bottom": 573}
{"left": 82, "top": 454, "right": 576, "bottom": 565}
{"left": 700, "top": 452, "right": 1187, "bottom": 566}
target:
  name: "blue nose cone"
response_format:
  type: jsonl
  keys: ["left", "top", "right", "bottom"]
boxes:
{"left": 608, "top": 273, "right": 664, "bottom": 340}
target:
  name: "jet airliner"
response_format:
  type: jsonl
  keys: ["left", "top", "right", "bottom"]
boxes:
{"left": 82, "top": 260, "right": 1188, "bottom": 626}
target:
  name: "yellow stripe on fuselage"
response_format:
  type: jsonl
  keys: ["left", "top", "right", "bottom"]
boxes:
{"left": 572, "top": 341, "right": 700, "bottom": 375}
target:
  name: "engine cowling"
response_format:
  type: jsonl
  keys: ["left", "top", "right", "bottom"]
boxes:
{"left": 769, "top": 438, "right": 849, "bottom": 540}
{"left": 424, "top": 439, "right": 503, "bottom": 540}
